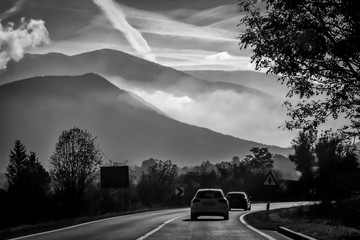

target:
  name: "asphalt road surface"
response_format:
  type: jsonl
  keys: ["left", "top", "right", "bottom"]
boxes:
{"left": 11, "top": 202, "right": 308, "bottom": 240}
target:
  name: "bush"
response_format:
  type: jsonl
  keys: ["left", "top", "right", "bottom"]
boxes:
{"left": 341, "top": 192, "right": 360, "bottom": 229}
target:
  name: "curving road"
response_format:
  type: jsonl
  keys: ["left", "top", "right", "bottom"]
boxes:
{"left": 10, "top": 202, "right": 309, "bottom": 240}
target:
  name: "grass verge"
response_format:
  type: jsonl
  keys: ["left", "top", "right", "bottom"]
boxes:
{"left": 244, "top": 205, "right": 360, "bottom": 240}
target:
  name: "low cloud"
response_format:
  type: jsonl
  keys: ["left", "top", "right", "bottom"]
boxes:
{"left": 105, "top": 75, "right": 295, "bottom": 147}
{"left": 135, "top": 88, "right": 294, "bottom": 147}
{"left": 93, "top": 0, "right": 155, "bottom": 61}
{"left": 0, "top": 18, "right": 50, "bottom": 69}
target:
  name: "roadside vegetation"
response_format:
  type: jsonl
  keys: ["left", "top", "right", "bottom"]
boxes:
{"left": 0, "top": 130, "right": 283, "bottom": 233}
{"left": 239, "top": 0, "right": 360, "bottom": 239}
{"left": 245, "top": 203, "right": 360, "bottom": 240}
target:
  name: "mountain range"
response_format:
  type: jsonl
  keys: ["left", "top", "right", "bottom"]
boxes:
{"left": 1, "top": 48, "right": 295, "bottom": 145}
{"left": 0, "top": 73, "right": 296, "bottom": 179}
{"left": 1, "top": 49, "right": 275, "bottom": 99}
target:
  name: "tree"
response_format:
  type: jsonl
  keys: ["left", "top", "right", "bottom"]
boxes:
{"left": 49, "top": 127, "right": 103, "bottom": 216}
{"left": 6, "top": 140, "right": 28, "bottom": 195}
{"left": 25, "top": 152, "right": 51, "bottom": 204}
{"left": 243, "top": 147, "right": 274, "bottom": 170}
{"left": 314, "top": 131, "right": 360, "bottom": 203}
{"left": 5, "top": 141, "right": 50, "bottom": 223}
{"left": 136, "top": 159, "right": 178, "bottom": 206}
{"left": 239, "top": 0, "right": 360, "bottom": 135}
{"left": 289, "top": 128, "right": 317, "bottom": 184}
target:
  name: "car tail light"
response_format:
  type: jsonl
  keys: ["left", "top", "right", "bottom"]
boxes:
{"left": 218, "top": 199, "right": 227, "bottom": 204}
{"left": 192, "top": 198, "right": 200, "bottom": 203}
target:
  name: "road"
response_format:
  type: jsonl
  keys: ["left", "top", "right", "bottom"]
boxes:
{"left": 11, "top": 202, "right": 309, "bottom": 240}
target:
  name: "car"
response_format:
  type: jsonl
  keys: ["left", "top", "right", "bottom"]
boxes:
{"left": 190, "top": 188, "right": 229, "bottom": 220}
{"left": 226, "top": 191, "right": 251, "bottom": 211}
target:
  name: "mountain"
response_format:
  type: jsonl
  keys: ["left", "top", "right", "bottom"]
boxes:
{"left": 0, "top": 48, "right": 294, "bottom": 147}
{"left": 0, "top": 74, "right": 292, "bottom": 173}
{"left": 1, "top": 49, "right": 274, "bottom": 98}
{"left": 185, "top": 70, "right": 289, "bottom": 98}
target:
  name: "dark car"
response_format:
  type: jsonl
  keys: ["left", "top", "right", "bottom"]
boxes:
{"left": 226, "top": 191, "right": 251, "bottom": 211}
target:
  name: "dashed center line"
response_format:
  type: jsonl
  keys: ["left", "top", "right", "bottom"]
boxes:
{"left": 136, "top": 214, "right": 187, "bottom": 240}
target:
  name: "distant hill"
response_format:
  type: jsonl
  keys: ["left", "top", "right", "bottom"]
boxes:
{"left": 185, "top": 70, "right": 288, "bottom": 98}
{"left": 1, "top": 49, "right": 276, "bottom": 100}
{"left": 0, "top": 48, "right": 291, "bottom": 145}
{"left": 0, "top": 74, "right": 293, "bottom": 174}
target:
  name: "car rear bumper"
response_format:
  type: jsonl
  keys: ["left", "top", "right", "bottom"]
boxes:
{"left": 191, "top": 206, "right": 228, "bottom": 216}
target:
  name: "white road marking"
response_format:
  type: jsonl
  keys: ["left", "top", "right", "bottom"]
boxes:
{"left": 9, "top": 210, "right": 185, "bottom": 240}
{"left": 9, "top": 213, "right": 139, "bottom": 240}
{"left": 136, "top": 214, "right": 187, "bottom": 240}
{"left": 239, "top": 212, "right": 277, "bottom": 240}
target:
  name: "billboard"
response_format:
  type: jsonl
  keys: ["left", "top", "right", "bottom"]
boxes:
{"left": 100, "top": 166, "right": 129, "bottom": 188}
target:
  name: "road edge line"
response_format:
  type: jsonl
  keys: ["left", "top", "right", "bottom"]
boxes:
{"left": 239, "top": 212, "right": 277, "bottom": 240}
{"left": 8, "top": 209, "right": 185, "bottom": 240}
{"left": 136, "top": 214, "right": 187, "bottom": 240}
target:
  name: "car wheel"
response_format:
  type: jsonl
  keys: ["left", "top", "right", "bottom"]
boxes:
{"left": 224, "top": 214, "right": 229, "bottom": 220}
{"left": 191, "top": 214, "right": 197, "bottom": 221}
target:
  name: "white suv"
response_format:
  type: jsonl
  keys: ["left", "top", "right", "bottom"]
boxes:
{"left": 190, "top": 188, "right": 229, "bottom": 220}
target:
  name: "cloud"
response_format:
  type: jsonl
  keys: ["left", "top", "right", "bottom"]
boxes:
{"left": 136, "top": 88, "right": 294, "bottom": 147}
{"left": 205, "top": 52, "right": 234, "bottom": 61}
{"left": 105, "top": 75, "right": 295, "bottom": 147}
{"left": 93, "top": 0, "right": 155, "bottom": 61}
{"left": 0, "top": 18, "right": 50, "bottom": 69}
{"left": 122, "top": 5, "right": 237, "bottom": 42}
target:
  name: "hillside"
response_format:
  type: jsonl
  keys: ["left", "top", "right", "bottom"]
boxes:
{"left": 185, "top": 70, "right": 288, "bottom": 98}
{"left": 1, "top": 49, "right": 275, "bottom": 99}
{"left": 0, "top": 74, "right": 293, "bottom": 174}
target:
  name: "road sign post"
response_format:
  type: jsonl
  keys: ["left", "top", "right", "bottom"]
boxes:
{"left": 262, "top": 171, "right": 278, "bottom": 221}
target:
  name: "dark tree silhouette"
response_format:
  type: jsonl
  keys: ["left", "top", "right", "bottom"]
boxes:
{"left": 239, "top": 0, "right": 360, "bottom": 135}
{"left": 6, "top": 140, "right": 27, "bottom": 194}
{"left": 314, "top": 131, "right": 360, "bottom": 203}
{"left": 243, "top": 147, "right": 274, "bottom": 170}
{"left": 49, "top": 127, "right": 103, "bottom": 216}
{"left": 5, "top": 141, "right": 50, "bottom": 223}
{"left": 289, "top": 128, "right": 317, "bottom": 184}
{"left": 136, "top": 159, "right": 177, "bottom": 206}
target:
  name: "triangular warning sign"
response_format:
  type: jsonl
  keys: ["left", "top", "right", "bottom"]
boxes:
{"left": 262, "top": 171, "right": 278, "bottom": 187}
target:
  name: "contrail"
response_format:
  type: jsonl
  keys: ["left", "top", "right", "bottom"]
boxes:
{"left": 93, "top": 0, "right": 155, "bottom": 61}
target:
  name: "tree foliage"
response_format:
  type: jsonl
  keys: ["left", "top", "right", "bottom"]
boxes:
{"left": 6, "top": 140, "right": 28, "bottom": 194}
{"left": 5, "top": 140, "right": 50, "bottom": 223}
{"left": 243, "top": 147, "right": 274, "bottom": 170}
{"left": 289, "top": 128, "right": 317, "bottom": 183}
{"left": 136, "top": 159, "right": 178, "bottom": 206}
{"left": 49, "top": 127, "right": 103, "bottom": 215}
{"left": 239, "top": 0, "right": 360, "bottom": 135}
{"left": 314, "top": 131, "right": 360, "bottom": 202}
{"left": 290, "top": 128, "right": 360, "bottom": 202}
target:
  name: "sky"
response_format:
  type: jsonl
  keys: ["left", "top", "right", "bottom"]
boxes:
{"left": 0, "top": 0, "right": 254, "bottom": 71}
{"left": 0, "top": 0, "right": 299, "bottom": 148}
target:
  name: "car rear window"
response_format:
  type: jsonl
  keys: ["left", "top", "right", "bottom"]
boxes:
{"left": 228, "top": 193, "right": 245, "bottom": 199}
{"left": 196, "top": 190, "right": 223, "bottom": 198}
